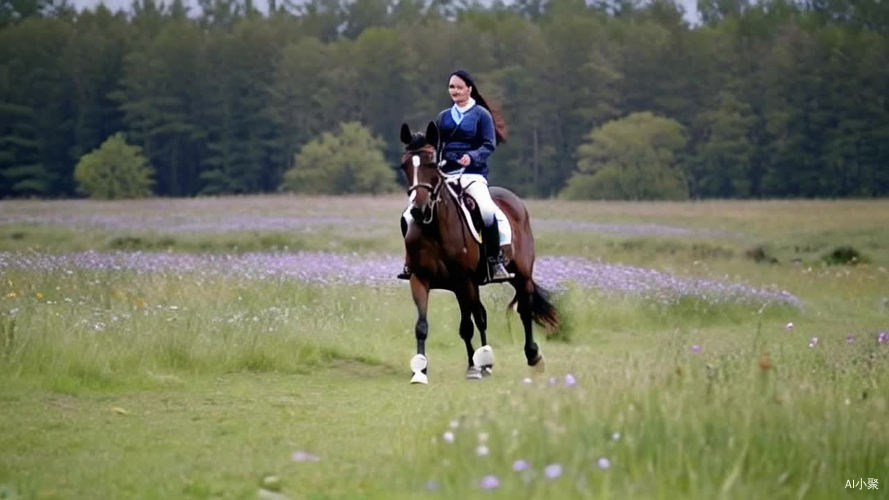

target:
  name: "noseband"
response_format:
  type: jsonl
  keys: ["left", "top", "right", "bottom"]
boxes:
{"left": 405, "top": 151, "right": 444, "bottom": 224}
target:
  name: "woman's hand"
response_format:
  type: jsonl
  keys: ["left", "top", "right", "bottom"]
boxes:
{"left": 458, "top": 154, "right": 471, "bottom": 166}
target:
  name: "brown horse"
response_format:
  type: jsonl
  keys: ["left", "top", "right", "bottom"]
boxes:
{"left": 399, "top": 122, "right": 559, "bottom": 384}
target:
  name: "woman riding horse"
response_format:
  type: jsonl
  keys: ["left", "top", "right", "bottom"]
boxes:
{"left": 398, "top": 119, "right": 559, "bottom": 383}
{"left": 398, "top": 70, "right": 512, "bottom": 282}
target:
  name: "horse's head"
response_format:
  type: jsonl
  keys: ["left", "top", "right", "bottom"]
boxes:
{"left": 400, "top": 122, "right": 442, "bottom": 224}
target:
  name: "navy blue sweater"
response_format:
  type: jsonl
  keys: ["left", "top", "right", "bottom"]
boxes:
{"left": 436, "top": 104, "right": 496, "bottom": 178}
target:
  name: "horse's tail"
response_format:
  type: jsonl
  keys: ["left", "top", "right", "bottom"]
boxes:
{"left": 509, "top": 281, "right": 560, "bottom": 331}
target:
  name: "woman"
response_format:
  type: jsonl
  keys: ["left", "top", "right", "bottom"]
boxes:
{"left": 398, "top": 70, "right": 513, "bottom": 282}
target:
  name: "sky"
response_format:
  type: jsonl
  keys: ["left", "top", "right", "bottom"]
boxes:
{"left": 71, "top": 0, "right": 702, "bottom": 24}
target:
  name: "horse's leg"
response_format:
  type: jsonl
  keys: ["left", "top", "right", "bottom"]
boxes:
{"left": 409, "top": 278, "right": 430, "bottom": 384}
{"left": 458, "top": 282, "right": 494, "bottom": 379}
{"left": 475, "top": 301, "right": 488, "bottom": 347}
{"left": 516, "top": 277, "right": 545, "bottom": 371}
{"left": 455, "top": 285, "right": 484, "bottom": 380}
{"left": 472, "top": 301, "right": 495, "bottom": 377}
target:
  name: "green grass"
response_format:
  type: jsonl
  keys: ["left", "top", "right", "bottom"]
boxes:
{"left": 0, "top": 196, "right": 887, "bottom": 499}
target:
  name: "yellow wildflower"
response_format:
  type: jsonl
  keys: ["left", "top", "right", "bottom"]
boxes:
{"left": 35, "top": 292, "right": 44, "bottom": 300}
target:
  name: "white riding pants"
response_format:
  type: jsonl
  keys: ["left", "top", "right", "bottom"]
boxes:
{"left": 402, "top": 174, "right": 511, "bottom": 246}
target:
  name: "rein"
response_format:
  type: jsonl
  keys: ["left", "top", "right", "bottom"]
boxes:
{"left": 405, "top": 151, "right": 445, "bottom": 225}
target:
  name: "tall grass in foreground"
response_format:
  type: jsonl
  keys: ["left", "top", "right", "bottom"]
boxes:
{"left": 1, "top": 197, "right": 888, "bottom": 499}
{"left": 0, "top": 271, "right": 409, "bottom": 392}
{"left": 392, "top": 334, "right": 888, "bottom": 499}
{"left": 1, "top": 266, "right": 802, "bottom": 391}
{"left": 1, "top": 266, "right": 886, "bottom": 499}
{"left": 381, "top": 288, "right": 888, "bottom": 499}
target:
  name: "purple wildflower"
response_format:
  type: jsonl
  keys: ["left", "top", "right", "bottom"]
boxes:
{"left": 539, "top": 219, "right": 730, "bottom": 239}
{"left": 544, "top": 464, "right": 562, "bottom": 479}
{"left": 512, "top": 459, "right": 530, "bottom": 472}
{"left": 878, "top": 332, "right": 888, "bottom": 344}
{"left": 0, "top": 251, "right": 803, "bottom": 307}
{"left": 442, "top": 431, "right": 455, "bottom": 443}
{"left": 565, "top": 373, "right": 576, "bottom": 386}
{"left": 291, "top": 450, "right": 320, "bottom": 462}
{"left": 846, "top": 334, "right": 855, "bottom": 344}
{"left": 533, "top": 256, "right": 802, "bottom": 308}
{"left": 479, "top": 475, "right": 500, "bottom": 490}
{"left": 690, "top": 345, "right": 702, "bottom": 353}
{"left": 808, "top": 337, "right": 819, "bottom": 348}
{"left": 597, "top": 457, "right": 612, "bottom": 470}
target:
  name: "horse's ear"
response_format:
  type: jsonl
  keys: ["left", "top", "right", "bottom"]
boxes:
{"left": 425, "top": 121, "right": 439, "bottom": 149}
{"left": 400, "top": 123, "right": 412, "bottom": 146}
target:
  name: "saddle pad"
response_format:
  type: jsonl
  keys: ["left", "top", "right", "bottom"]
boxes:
{"left": 443, "top": 175, "right": 483, "bottom": 244}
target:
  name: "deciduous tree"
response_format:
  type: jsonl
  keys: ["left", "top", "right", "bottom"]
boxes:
{"left": 563, "top": 112, "right": 688, "bottom": 200}
{"left": 280, "top": 121, "right": 398, "bottom": 194}
{"left": 74, "top": 133, "right": 155, "bottom": 199}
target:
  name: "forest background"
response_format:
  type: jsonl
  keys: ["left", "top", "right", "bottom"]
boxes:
{"left": 2, "top": 0, "right": 888, "bottom": 200}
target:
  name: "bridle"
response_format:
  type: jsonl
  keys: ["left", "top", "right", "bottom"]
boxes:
{"left": 404, "top": 148, "right": 445, "bottom": 224}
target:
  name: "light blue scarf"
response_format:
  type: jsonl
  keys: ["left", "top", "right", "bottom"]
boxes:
{"left": 449, "top": 98, "right": 476, "bottom": 125}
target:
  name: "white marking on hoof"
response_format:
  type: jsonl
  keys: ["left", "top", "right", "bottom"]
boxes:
{"left": 466, "top": 366, "right": 483, "bottom": 380}
{"left": 481, "top": 366, "right": 493, "bottom": 377}
{"left": 410, "top": 354, "right": 428, "bottom": 384}
{"left": 531, "top": 353, "right": 546, "bottom": 373}
{"left": 410, "top": 354, "right": 427, "bottom": 373}
{"left": 472, "top": 345, "right": 494, "bottom": 369}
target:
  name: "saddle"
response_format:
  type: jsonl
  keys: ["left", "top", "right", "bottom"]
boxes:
{"left": 442, "top": 176, "right": 505, "bottom": 280}
{"left": 442, "top": 177, "right": 482, "bottom": 241}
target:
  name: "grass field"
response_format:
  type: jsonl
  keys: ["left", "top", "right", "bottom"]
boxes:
{"left": 1, "top": 196, "right": 887, "bottom": 499}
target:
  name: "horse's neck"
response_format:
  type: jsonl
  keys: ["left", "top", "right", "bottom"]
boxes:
{"left": 432, "top": 190, "right": 464, "bottom": 244}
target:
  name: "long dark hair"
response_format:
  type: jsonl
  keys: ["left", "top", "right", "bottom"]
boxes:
{"left": 449, "top": 70, "right": 508, "bottom": 144}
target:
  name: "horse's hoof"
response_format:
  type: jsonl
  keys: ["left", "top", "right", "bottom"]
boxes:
{"left": 529, "top": 353, "right": 545, "bottom": 373}
{"left": 466, "top": 366, "right": 483, "bottom": 380}
{"left": 472, "top": 345, "right": 494, "bottom": 369}
{"left": 481, "top": 366, "right": 493, "bottom": 377}
{"left": 410, "top": 371, "right": 428, "bottom": 384}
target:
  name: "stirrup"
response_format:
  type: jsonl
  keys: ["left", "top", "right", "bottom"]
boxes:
{"left": 397, "top": 265, "right": 412, "bottom": 280}
{"left": 488, "top": 257, "right": 513, "bottom": 282}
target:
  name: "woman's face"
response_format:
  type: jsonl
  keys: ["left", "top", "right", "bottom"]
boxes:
{"left": 448, "top": 75, "right": 471, "bottom": 106}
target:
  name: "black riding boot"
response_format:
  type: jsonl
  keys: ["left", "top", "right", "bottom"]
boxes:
{"left": 483, "top": 221, "right": 512, "bottom": 282}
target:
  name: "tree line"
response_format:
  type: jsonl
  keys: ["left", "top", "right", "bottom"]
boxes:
{"left": 1, "top": 0, "right": 887, "bottom": 199}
